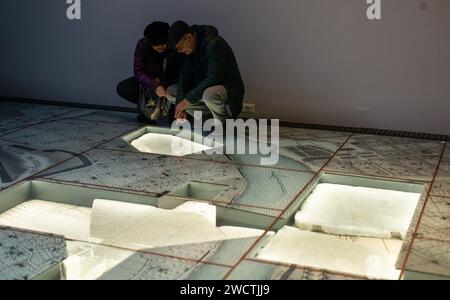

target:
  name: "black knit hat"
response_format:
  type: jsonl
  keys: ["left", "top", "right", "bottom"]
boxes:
{"left": 144, "top": 21, "right": 169, "bottom": 45}
{"left": 168, "top": 20, "right": 190, "bottom": 48}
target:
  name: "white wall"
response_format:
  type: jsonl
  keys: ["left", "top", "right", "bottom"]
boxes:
{"left": 1, "top": 0, "right": 449, "bottom": 134}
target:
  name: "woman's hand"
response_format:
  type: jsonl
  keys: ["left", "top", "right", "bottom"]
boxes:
{"left": 155, "top": 85, "right": 166, "bottom": 97}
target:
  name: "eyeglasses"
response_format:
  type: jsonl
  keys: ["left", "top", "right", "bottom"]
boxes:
{"left": 175, "top": 34, "right": 188, "bottom": 50}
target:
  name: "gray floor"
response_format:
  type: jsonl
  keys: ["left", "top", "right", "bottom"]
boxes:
{"left": 0, "top": 101, "right": 448, "bottom": 280}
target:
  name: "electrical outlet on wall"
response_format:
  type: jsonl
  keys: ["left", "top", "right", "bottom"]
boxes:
{"left": 242, "top": 102, "right": 256, "bottom": 114}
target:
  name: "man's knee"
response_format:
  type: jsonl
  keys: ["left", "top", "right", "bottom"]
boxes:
{"left": 202, "top": 85, "right": 227, "bottom": 103}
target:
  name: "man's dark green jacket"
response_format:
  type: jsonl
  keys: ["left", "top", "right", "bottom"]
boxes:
{"left": 176, "top": 25, "right": 245, "bottom": 117}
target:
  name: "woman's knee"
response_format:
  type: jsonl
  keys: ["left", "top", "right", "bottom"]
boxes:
{"left": 116, "top": 80, "right": 126, "bottom": 97}
{"left": 117, "top": 77, "right": 139, "bottom": 103}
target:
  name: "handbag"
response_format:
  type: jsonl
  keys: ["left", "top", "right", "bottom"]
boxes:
{"left": 138, "top": 85, "right": 169, "bottom": 121}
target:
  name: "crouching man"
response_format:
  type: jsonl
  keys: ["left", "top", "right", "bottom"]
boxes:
{"left": 165, "top": 21, "right": 245, "bottom": 129}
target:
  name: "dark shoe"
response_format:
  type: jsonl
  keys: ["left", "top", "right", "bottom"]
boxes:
{"left": 136, "top": 113, "right": 157, "bottom": 125}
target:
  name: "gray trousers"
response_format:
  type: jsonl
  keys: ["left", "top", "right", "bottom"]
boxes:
{"left": 166, "top": 85, "right": 230, "bottom": 125}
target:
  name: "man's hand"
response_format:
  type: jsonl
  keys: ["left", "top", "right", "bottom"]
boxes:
{"left": 175, "top": 99, "right": 190, "bottom": 119}
{"left": 155, "top": 85, "right": 166, "bottom": 97}
{"left": 175, "top": 111, "right": 188, "bottom": 124}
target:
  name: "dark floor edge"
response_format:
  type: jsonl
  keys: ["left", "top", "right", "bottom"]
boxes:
{"left": 278, "top": 121, "right": 449, "bottom": 141}
{"left": 2, "top": 96, "right": 448, "bottom": 141}
{"left": 0, "top": 96, "right": 138, "bottom": 113}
